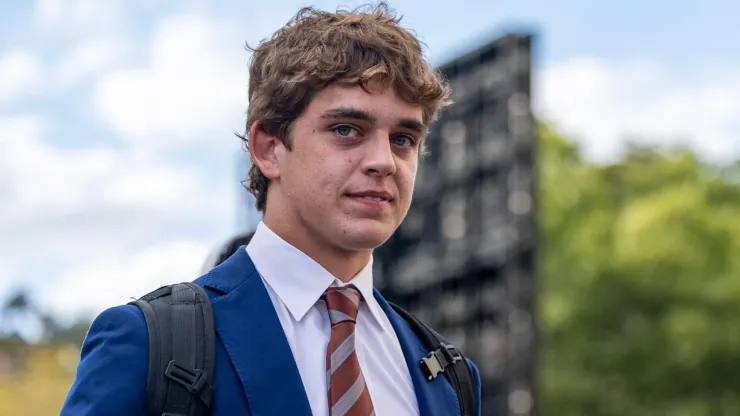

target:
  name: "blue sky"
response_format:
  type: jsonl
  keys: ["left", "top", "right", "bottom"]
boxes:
{"left": 1, "top": 0, "right": 738, "bottom": 323}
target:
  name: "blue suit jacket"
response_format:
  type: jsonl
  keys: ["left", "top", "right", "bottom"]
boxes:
{"left": 61, "top": 248, "right": 482, "bottom": 415}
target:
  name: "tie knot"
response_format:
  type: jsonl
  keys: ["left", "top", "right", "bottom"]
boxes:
{"left": 324, "top": 285, "right": 362, "bottom": 326}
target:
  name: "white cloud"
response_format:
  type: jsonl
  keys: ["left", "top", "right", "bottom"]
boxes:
{"left": 94, "top": 14, "right": 248, "bottom": 147}
{"left": 34, "top": 0, "right": 125, "bottom": 36}
{"left": 0, "top": 116, "right": 115, "bottom": 219}
{"left": 0, "top": 40, "right": 126, "bottom": 105}
{"left": 0, "top": 50, "right": 44, "bottom": 105}
{"left": 0, "top": 115, "right": 235, "bottom": 319}
{"left": 56, "top": 38, "right": 128, "bottom": 89}
{"left": 0, "top": 116, "right": 223, "bottom": 221}
{"left": 535, "top": 58, "right": 740, "bottom": 163}
{"left": 39, "top": 240, "right": 213, "bottom": 320}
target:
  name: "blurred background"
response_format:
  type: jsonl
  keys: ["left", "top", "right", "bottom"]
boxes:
{"left": 1, "top": 0, "right": 739, "bottom": 415}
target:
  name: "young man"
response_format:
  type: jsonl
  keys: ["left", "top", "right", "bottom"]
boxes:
{"left": 61, "top": 4, "right": 481, "bottom": 415}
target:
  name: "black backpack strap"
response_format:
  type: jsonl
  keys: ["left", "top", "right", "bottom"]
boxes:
{"left": 390, "top": 302, "right": 478, "bottom": 416}
{"left": 129, "top": 282, "right": 216, "bottom": 416}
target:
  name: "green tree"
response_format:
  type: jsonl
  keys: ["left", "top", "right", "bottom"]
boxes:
{"left": 538, "top": 125, "right": 740, "bottom": 415}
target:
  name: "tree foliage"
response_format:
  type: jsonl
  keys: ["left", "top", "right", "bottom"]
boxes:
{"left": 0, "top": 290, "right": 90, "bottom": 415}
{"left": 538, "top": 125, "right": 740, "bottom": 415}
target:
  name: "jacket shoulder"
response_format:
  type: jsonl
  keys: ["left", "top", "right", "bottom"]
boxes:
{"left": 466, "top": 358, "right": 483, "bottom": 416}
{"left": 61, "top": 305, "right": 149, "bottom": 415}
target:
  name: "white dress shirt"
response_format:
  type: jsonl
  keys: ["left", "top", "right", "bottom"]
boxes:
{"left": 246, "top": 221, "right": 420, "bottom": 416}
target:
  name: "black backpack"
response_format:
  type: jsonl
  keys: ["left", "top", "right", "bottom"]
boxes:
{"left": 129, "top": 282, "right": 478, "bottom": 416}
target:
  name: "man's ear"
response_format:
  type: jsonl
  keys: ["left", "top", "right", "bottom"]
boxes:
{"left": 248, "top": 122, "right": 281, "bottom": 180}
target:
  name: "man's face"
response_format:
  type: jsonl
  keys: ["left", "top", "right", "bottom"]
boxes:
{"left": 274, "top": 81, "right": 424, "bottom": 253}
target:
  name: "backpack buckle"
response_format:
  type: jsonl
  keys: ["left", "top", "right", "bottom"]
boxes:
{"left": 165, "top": 360, "right": 209, "bottom": 395}
{"left": 420, "top": 344, "right": 463, "bottom": 381}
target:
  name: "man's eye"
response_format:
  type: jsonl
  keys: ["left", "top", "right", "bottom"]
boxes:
{"left": 333, "top": 125, "right": 359, "bottom": 137}
{"left": 392, "top": 135, "right": 414, "bottom": 148}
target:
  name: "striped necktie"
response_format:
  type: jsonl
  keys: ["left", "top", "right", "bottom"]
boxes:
{"left": 324, "top": 285, "right": 375, "bottom": 416}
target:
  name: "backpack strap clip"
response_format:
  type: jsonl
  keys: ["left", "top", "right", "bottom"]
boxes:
{"left": 164, "top": 360, "right": 212, "bottom": 405}
{"left": 420, "top": 344, "right": 463, "bottom": 381}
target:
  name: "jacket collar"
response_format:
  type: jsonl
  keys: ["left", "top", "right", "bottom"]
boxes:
{"left": 200, "top": 247, "right": 313, "bottom": 415}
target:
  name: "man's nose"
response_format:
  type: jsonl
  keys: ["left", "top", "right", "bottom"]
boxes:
{"left": 361, "top": 134, "right": 397, "bottom": 177}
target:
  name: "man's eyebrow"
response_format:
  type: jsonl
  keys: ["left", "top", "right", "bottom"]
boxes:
{"left": 321, "top": 107, "right": 376, "bottom": 123}
{"left": 321, "top": 107, "right": 426, "bottom": 134}
{"left": 398, "top": 118, "right": 425, "bottom": 134}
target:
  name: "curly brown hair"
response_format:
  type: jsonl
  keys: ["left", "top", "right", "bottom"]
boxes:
{"left": 240, "top": 2, "right": 451, "bottom": 212}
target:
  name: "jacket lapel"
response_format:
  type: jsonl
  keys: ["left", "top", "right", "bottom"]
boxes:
{"left": 202, "top": 248, "right": 312, "bottom": 416}
{"left": 374, "top": 289, "right": 461, "bottom": 416}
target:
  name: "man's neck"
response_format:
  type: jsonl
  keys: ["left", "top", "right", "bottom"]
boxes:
{"left": 262, "top": 216, "right": 371, "bottom": 283}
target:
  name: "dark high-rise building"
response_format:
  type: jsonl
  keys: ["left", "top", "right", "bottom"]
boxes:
{"left": 374, "top": 33, "right": 537, "bottom": 416}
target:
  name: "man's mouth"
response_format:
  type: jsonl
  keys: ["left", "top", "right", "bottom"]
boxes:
{"left": 346, "top": 190, "right": 394, "bottom": 202}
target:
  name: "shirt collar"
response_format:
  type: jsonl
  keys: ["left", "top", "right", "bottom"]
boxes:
{"left": 245, "top": 221, "right": 388, "bottom": 332}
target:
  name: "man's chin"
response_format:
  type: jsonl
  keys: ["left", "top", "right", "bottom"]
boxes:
{"left": 339, "top": 221, "right": 396, "bottom": 251}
